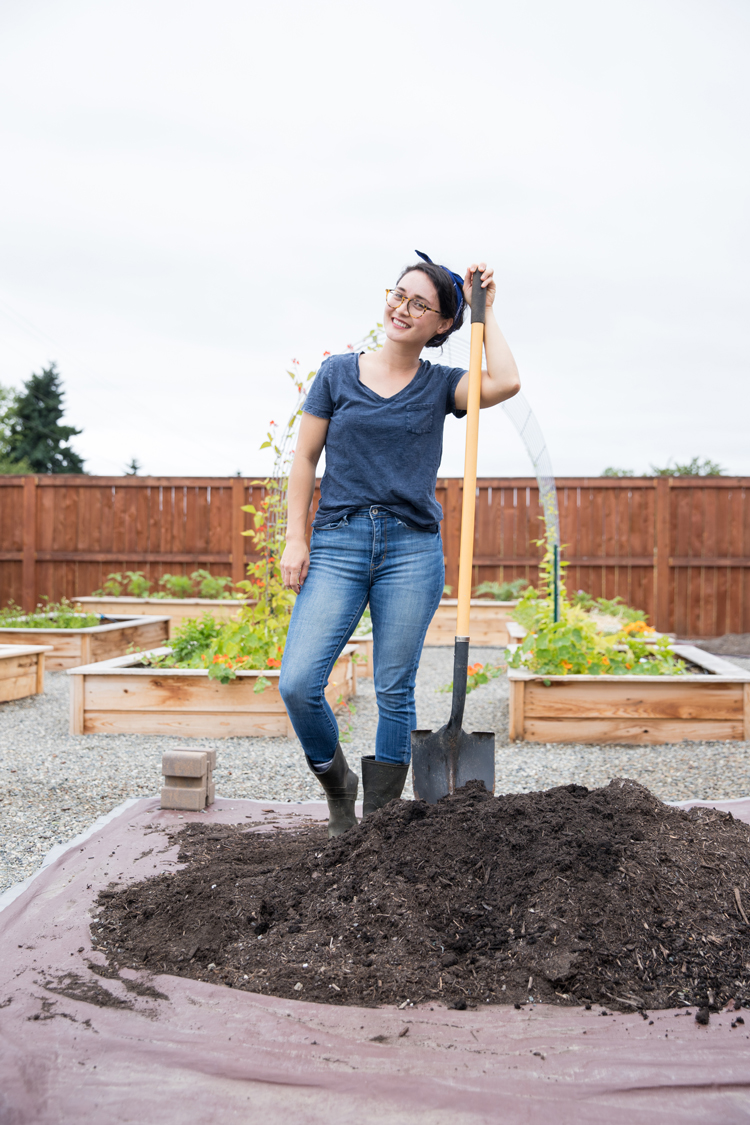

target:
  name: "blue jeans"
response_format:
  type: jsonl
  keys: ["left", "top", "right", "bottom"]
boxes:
{"left": 279, "top": 507, "right": 444, "bottom": 765}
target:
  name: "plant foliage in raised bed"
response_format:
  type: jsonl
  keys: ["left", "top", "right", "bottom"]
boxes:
{"left": 0, "top": 598, "right": 100, "bottom": 629}
{"left": 510, "top": 537, "right": 687, "bottom": 677}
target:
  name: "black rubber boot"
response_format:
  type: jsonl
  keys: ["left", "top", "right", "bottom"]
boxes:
{"left": 307, "top": 743, "right": 359, "bottom": 838}
{"left": 361, "top": 755, "right": 409, "bottom": 817}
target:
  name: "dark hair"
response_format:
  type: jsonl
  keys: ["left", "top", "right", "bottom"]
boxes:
{"left": 396, "top": 261, "right": 465, "bottom": 348}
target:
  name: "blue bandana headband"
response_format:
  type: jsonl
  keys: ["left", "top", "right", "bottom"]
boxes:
{"left": 414, "top": 250, "right": 464, "bottom": 323}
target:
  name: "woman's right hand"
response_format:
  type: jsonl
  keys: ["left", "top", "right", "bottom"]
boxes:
{"left": 280, "top": 538, "right": 310, "bottom": 593}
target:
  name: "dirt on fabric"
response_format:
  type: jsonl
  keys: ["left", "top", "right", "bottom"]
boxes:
{"left": 93, "top": 780, "right": 750, "bottom": 1013}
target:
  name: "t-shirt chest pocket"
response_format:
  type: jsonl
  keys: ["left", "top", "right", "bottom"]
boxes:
{"left": 405, "top": 405, "right": 434, "bottom": 435}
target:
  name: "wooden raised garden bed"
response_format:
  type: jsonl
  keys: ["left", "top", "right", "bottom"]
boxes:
{"left": 347, "top": 633, "right": 373, "bottom": 678}
{"left": 75, "top": 596, "right": 248, "bottom": 636}
{"left": 68, "top": 646, "right": 357, "bottom": 737}
{"left": 0, "top": 644, "right": 53, "bottom": 703}
{"left": 425, "top": 599, "right": 517, "bottom": 647}
{"left": 508, "top": 645, "right": 750, "bottom": 744}
{"left": 0, "top": 616, "right": 170, "bottom": 672}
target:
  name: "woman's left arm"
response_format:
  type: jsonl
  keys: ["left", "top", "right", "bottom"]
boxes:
{"left": 453, "top": 263, "right": 521, "bottom": 410}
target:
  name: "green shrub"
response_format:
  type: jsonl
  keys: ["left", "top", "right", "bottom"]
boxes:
{"left": 157, "top": 574, "right": 195, "bottom": 599}
{"left": 474, "top": 578, "right": 529, "bottom": 602}
{"left": 190, "top": 569, "right": 234, "bottom": 599}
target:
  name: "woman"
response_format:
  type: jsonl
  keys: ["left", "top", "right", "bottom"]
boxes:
{"left": 279, "top": 252, "right": 520, "bottom": 836}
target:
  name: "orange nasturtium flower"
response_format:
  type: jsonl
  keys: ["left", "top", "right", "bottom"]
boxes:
{"left": 467, "top": 663, "right": 483, "bottom": 675}
{"left": 561, "top": 660, "right": 573, "bottom": 672}
{"left": 623, "top": 621, "right": 655, "bottom": 635}
{"left": 266, "top": 657, "right": 282, "bottom": 668}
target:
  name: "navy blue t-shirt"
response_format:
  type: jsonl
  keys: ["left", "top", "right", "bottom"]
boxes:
{"left": 303, "top": 351, "right": 467, "bottom": 532}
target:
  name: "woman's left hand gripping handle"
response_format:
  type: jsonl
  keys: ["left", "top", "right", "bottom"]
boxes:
{"left": 281, "top": 539, "right": 310, "bottom": 594}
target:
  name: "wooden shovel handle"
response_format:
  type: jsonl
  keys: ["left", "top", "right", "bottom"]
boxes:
{"left": 456, "top": 271, "right": 486, "bottom": 638}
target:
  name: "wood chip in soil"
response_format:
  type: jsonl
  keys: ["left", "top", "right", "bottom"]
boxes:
{"left": 92, "top": 779, "right": 750, "bottom": 1012}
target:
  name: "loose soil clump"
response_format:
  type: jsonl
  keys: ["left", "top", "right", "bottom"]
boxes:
{"left": 94, "top": 779, "right": 750, "bottom": 1011}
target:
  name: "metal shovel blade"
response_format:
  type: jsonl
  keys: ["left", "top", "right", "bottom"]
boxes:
{"left": 411, "top": 637, "right": 495, "bottom": 804}
{"left": 411, "top": 724, "right": 495, "bottom": 805}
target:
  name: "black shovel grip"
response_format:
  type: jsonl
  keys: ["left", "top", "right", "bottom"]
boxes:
{"left": 449, "top": 637, "right": 470, "bottom": 732}
{"left": 470, "top": 268, "right": 486, "bottom": 324}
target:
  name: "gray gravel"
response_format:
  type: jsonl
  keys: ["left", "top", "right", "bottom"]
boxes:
{"left": 2, "top": 649, "right": 750, "bottom": 894}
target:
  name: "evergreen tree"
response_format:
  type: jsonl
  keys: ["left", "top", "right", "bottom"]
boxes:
{"left": 8, "top": 363, "right": 85, "bottom": 473}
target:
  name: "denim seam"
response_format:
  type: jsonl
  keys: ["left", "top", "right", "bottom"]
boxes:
{"left": 308, "top": 592, "right": 371, "bottom": 749}
{"left": 371, "top": 513, "right": 388, "bottom": 574}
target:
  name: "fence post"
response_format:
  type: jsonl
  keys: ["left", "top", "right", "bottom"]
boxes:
{"left": 231, "top": 478, "right": 246, "bottom": 587}
{"left": 22, "top": 476, "right": 37, "bottom": 612}
{"left": 443, "top": 479, "right": 461, "bottom": 595}
{"left": 654, "top": 477, "right": 671, "bottom": 632}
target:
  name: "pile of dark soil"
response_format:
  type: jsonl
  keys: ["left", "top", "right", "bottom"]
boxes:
{"left": 94, "top": 780, "right": 750, "bottom": 1012}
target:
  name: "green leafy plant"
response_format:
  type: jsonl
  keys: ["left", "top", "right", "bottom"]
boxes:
{"left": 0, "top": 597, "right": 100, "bottom": 629}
{"left": 123, "top": 571, "right": 151, "bottom": 598}
{"left": 439, "top": 660, "right": 505, "bottom": 695}
{"left": 94, "top": 569, "right": 239, "bottom": 600}
{"left": 191, "top": 569, "right": 234, "bottom": 599}
{"left": 474, "top": 578, "right": 529, "bottom": 602}
{"left": 336, "top": 697, "right": 357, "bottom": 742}
{"left": 158, "top": 573, "right": 195, "bottom": 599}
{"left": 570, "top": 590, "right": 647, "bottom": 624}
{"left": 142, "top": 610, "right": 286, "bottom": 685}
{"left": 509, "top": 533, "right": 686, "bottom": 676}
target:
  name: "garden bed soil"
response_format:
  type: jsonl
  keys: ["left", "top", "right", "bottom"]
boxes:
{"left": 509, "top": 644, "right": 750, "bottom": 744}
{"left": 425, "top": 599, "right": 517, "bottom": 647}
{"left": 68, "top": 645, "right": 356, "bottom": 736}
{"left": 95, "top": 778, "right": 750, "bottom": 1014}
{"left": 75, "top": 596, "right": 249, "bottom": 635}
{"left": 0, "top": 614, "right": 170, "bottom": 670}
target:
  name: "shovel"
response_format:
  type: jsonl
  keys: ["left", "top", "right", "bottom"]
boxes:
{"left": 411, "top": 269, "right": 495, "bottom": 804}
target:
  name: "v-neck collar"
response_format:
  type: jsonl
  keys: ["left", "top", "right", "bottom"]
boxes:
{"left": 355, "top": 352, "right": 426, "bottom": 403}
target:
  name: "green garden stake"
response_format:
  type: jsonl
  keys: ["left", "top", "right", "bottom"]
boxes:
{"left": 553, "top": 543, "right": 560, "bottom": 623}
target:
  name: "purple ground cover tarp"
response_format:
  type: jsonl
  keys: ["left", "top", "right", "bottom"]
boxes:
{"left": 2, "top": 795, "right": 750, "bottom": 1124}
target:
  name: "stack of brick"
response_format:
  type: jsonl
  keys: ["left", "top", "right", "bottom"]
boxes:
{"left": 160, "top": 748, "right": 216, "bottom": 810}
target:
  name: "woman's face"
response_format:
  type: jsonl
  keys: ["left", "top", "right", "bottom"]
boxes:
{"left": 384, "top": 270, "right": 453, "bottom": 349}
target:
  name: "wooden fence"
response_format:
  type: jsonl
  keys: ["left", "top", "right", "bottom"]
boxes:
{"left": 1, "top": 475, "right": 749, "bottom": 637}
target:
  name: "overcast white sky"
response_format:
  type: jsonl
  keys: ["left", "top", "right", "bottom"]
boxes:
{"left": 0, "top": 0, "right": 748, "bottom": 478}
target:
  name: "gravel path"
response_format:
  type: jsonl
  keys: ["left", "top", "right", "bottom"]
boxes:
{"left": 2, "top": 649, "right": 750, "bottom": 894}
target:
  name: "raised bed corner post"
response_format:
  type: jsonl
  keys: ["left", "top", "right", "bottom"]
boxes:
{"left": 231, "top": 477, "right": 246, "bottom": 588}
{"left": 654, "top": 477, "right": 671, "bottom": 634}
{"left": 22, "top": 476, "right": 38, "bottom": 613}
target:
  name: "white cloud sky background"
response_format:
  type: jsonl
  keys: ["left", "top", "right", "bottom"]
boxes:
{"left": 0, "top": 0, "right": 747, "bottom": 478}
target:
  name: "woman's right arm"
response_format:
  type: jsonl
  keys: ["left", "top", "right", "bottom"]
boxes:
{"left": 280, "top": 412, "right": 329, "bottom": 592}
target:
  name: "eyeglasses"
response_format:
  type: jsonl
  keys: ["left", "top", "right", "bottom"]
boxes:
{"left": 385, "top": 289, "right": 441, "bottom": 319}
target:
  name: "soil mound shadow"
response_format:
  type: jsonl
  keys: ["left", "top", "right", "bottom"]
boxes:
{"left": 94, "top": 779, "right": 750, "bottom": 1011}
